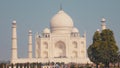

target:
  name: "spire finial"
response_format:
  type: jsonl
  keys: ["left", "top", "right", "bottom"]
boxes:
{"left": 60, "top": 3, "right": 62, "bottom": 10}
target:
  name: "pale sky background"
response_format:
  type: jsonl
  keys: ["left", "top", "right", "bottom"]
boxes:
{"left": 0, "top": 0, "right": 120, "bottom": 61}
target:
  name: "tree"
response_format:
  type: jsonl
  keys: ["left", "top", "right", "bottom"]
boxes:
{"left": 117, "top": 52, "right": 120, "bottom": 67}
{"left": 87, "top": 31, "right": 101, "bottom": 68}
{"left": 70, "top": 63, "right": 75, "bottom": 68}
{"left": 99, "top": 29, "right": 119, "bottom": 68}
{"left": 88, "top": 29, "right": 119, "bottom": 68}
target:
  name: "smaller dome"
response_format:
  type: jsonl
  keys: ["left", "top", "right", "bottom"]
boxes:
{"left": 101, "top": 18, "right": 106, "bottom": 22}
{"left": 13, "top": 20, "right": 16, "bottom": 23}
{"left": 29, "top": 30, "right": 32, "bottom": 33}
{"left": 97, "top": 29, "right": 100, "bottom": 32}
{"left": 72, "top": 27, "right": 79, "bottom": 33}
{"left": 43, "top": 28, "right": 50, "bottom": 33}
{"left": 29, "top": 30, "right": 32, "bottom": 34}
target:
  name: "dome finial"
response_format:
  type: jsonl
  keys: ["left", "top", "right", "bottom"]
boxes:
{"left": 60, "top": 3, "right": 63, "bottom": 10}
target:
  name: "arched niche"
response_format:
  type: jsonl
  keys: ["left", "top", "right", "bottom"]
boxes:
{"left": 81, "top": 41, "right": 84, "bottom": 48}
{"left": 72, "top": 41, "right": 77, "bottom": 48}
{"left": 43, "top": 42, "right": 48, "bottom": 49}
{"left": 81, "top": 41, "right": 84, "bottom": 44}
{"left": 43, "top": 51, "right": 48, "bottom": 58}
{"left": 72, "top": 51, "right": 78, "bottom": 58}
{"left": 54, "top": 41, "right": 66, "bottom": 58}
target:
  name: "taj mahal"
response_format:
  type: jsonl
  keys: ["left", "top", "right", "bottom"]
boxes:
{"left": 11, "top": 9, "right": 95, "bottom": 64}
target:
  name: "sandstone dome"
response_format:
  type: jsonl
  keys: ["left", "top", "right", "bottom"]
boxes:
{"left": 43, "top": 28, "right": 50, "bottom": 33}
{"left": 72, "top": 27, "right": 79, "bottom": 33}
{"left": 50, "top": 10, "right": 74, "bottom": 33}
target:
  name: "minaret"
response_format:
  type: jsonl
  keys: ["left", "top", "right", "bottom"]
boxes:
{"left": 11, "top": 20, "right": 18, "bottom": 59}
{"left": 35, "top": 32, "right": 40, "bottom": 58}
{"left": 101, "top": 18, "right": 106, "bottom": 30}
{"left": 28, "top": 30, "right": 32, "bottom": 58}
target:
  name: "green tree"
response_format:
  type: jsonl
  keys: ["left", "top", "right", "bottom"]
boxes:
{"left": 117, "top": 52, "right": 120, "bottom": 67}
{"left": 70, "top": 63, "right": 75, "bottom": 68}
{"left": 88, "top": 29, "right": 119, "bottom": 68}
{"left": 99, "top": 29, "right": 119, "bottom": 68}
{"left": 87, "top": 31, "right": 101, "bottom": 68}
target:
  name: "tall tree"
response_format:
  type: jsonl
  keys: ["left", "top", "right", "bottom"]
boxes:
{"left": 88, "top": 29, "right": 119, "bottom": 68}
{"left": 99, "top": 29, "right": 119, "bottom": 67}
{"left": 87, "top": 31, "right": 101, "bottom": 68}
{"left": 117, "top": 52, "right": 120, "bottom": 67}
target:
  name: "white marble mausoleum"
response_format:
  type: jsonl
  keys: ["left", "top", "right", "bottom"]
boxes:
{"left": 11, "top": 9, "right": 92, "bottom": 64}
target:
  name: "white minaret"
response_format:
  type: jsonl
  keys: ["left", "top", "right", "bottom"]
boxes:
{"left": 11, "top": 20, "right": 18, "bottom": 59}
{"left": 28, "top": 30, "right": 32, "bottom": 58}
{"left": 35, "top": 32, "right": 40, "bottom": 58}
{"left": 101, "top": 18, "right": 106, "bottom": 30}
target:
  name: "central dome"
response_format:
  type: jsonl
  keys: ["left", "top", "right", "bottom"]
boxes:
{"left": 50, "top": 10, "right": 74, "bottom": 33}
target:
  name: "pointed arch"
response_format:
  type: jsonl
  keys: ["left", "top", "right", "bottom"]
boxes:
{"left": 43, "top": 51, "right": 48, "bottom": 58}
{"left": 72, "top": 51, "right": 78, "bottom": 58}
{"left": 54, "top": 41, "right": 66, "bottom": 58}
{"left": 43, "top": 42, "right": 48, "bottom": 49}
{"left": 72, "top": 41, "right": 77, "bottom": 48}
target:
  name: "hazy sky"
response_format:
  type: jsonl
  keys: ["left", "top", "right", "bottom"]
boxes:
{"left": 0, "top": 0, "right": 120, "bottom": 61}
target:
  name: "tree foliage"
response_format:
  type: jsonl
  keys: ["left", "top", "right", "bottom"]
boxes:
{"left": 100, "top": 29, "right": 118, "bottom": 66}
{"left": 87, "top": 29, "right": 119, "bottom": 68}
{"left": 87, "top": 31, "right": 101, "bottom": 68}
